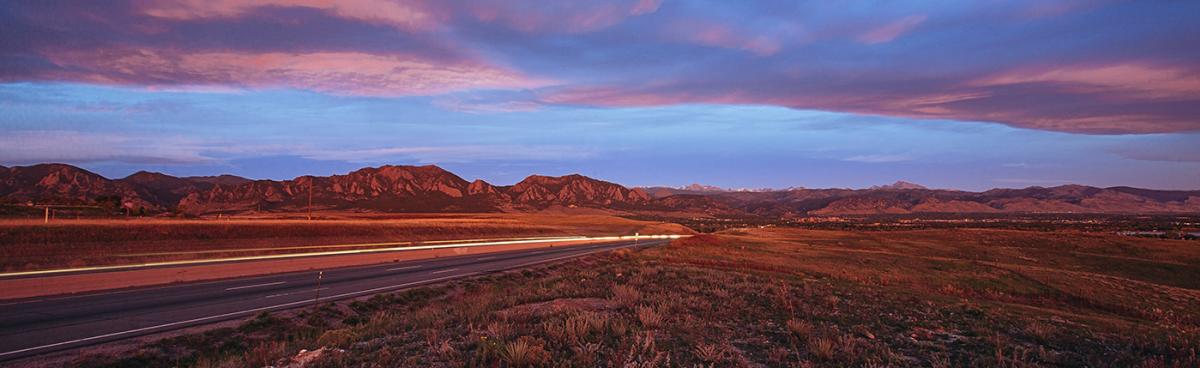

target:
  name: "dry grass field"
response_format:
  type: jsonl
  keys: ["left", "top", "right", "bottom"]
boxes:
{"left": 62, "top": 227, "right": 1200, "bottom": 367}
{"left": 0, "top": 213, "right": 690, "bottom": 272}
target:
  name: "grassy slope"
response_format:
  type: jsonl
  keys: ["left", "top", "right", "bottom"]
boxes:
{"left": 66, "top": 228, "right": 1199, "bottom": 367}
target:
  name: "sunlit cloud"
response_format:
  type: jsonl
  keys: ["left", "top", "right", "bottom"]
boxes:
{"left": 3, "top": 1, "right": 1197, "bottom": 134}
{"left": 39, "top": 49, "right": 550, "bottom": 96}
{"left": 974, "top": 63, "right": 1200, "bottom": 99}
{"left": 137, "top": 0, "right": 439, "bottom": 30}
{"left": 662, "top": 21, "right": 782, "bottom": 56}
{"left": 857, "top": 15, "right": 927, "bottom": 44}
{"left": 459, "top": 0, "right": 661, "bottom": 33}
{"left": 1, "top": 0, "right": 1199, "bottom": 190}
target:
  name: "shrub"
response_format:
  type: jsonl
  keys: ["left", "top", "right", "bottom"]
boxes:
{"left": 635, "top": 306, "right": 664, "bottom": 329}
{"left": 541, "top": 320, "right": 566, "bottom": 342}
{"left": 239, "top": 311, "right": 280, "bottom": 332}
{"left": 611, "top": 284, "right": 642, "bottom": 307}
{"left": 610, "top": 318, "right": 630, "bottom": 337}
{"left": 808, "top": 336, "right": 836, "bottom": 361}
{"left": 486, "top": 320, "right": 512, "bottom": 340}
{"left": 500, "top": 336, "right": 549, "bottom": 367}
{"left": 316, "top": 328, "right": 356, "bottom": 347}
{"left": 564, "top": 315, "right": 592, "bottom": 343}
{"left": 693, "top": 342, "right": 724, "bottom": 363}
{"left": 786, "top": 319, "right": 813, "bottom": 338}
{"left": 432, "top": 338, "right": 455, "bottom": 358}
{"left": 611, "top": 248, "right": 633, "bottom": 259}
{"left": 572, "top": 342, "right": 603, "bottom": 366}
{"left": 245, "top": 341, "right": 287, "bottom": 367}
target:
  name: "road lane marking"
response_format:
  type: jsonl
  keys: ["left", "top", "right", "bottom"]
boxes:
{"left": 0, "top": 299, "right": 43, "bottom": 307}
{"left": 118, "top": 236, "right": 584, "bottom": 257}
{"left": 264, "top": 288, "right": 325, "bottom": 299}
{"left": 513, "top": 252, "right": 599, "bottom": 268}
{"left": 0, "top": 238, "right": 678, "bottom": 306}
{"left": 1, "top": 235, "right": 685, "bottom": 279}
{"left": 386, "top": 265, "right": 423, "bottom": 271}
{"left": 510, "top": 240, "right": 665, "bottom": 269}
{"left": 430, "top": 268, "right": 459, "bottom": 274}
{"left": 0, "top": 273, "right": 478, "bottom": 358}
{"left": 475, "top": 256, "right": 496, "bottom": 261}
{"left": 224, "top": 281, "right": 286, "bottom": 291}
{"left": 0, "top": 236, "right": 658, "bottom": 278}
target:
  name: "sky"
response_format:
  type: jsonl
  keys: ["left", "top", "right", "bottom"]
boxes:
{"left": 1, "top": 1, "right": 1198, "bottom": 191}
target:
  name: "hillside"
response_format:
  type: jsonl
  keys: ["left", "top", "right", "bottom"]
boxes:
{"left": 1, "top": 163, "right": 1197, "bottom": 216}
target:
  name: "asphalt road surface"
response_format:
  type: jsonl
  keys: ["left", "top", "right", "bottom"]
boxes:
{"left": 0, "top": 238, "right": 667, "bottom": 362}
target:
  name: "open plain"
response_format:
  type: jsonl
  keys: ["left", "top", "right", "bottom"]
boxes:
{"left": 9, "top": 225, "right": 1194, "bottom": 367}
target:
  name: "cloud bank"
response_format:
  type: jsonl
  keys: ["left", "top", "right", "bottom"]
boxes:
{"left": 2, "top": 1, "right": 1198, "bottom": 134}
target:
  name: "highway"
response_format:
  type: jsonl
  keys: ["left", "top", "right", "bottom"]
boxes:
{"left": 0, "top": 237, "right": 668, "bottom": 362}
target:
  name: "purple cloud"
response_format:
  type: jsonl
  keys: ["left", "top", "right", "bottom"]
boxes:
{"left": 1, "top": 0, "right": 1198, "bottom": 134}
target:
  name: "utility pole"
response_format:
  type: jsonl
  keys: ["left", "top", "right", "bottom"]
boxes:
{"left": 307, "top": 176, "right": 313, "bottom": 221}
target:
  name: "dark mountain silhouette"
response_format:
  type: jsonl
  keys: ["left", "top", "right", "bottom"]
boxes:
{"left": 119, "top": 171, "right": 211, "bottom": 205}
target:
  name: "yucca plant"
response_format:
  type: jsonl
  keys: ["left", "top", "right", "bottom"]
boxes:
{"left": 635, "top": 306, "right": 664, "bottom": 329}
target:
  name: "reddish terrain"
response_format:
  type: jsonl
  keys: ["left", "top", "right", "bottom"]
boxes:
{"left": 2, "top": 163, "right": 1198, "bottom": 217}
{"left": 54, "top": 227, "right": 1200, "bottom": 367}
{"left": 0, "top": 214, "right": 691, "bottom": 272}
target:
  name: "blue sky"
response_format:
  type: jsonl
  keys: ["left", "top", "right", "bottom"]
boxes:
{"left": 1, "top": 1, "right": 1198, "bottom": 190}
{"left": 3, "top": 82, "right": 1195, "bottom": 190}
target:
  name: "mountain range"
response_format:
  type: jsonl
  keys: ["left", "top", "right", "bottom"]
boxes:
{"left": 1, "top": 163, "right": 1197, "bottom": 216}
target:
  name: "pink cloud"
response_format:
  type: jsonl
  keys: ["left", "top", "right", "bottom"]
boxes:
{"left": 42, "top": 48, "right": 552, "bottom": 96}
{"left": 858, "top": 15, "right": 927, "bottom": 44}
{"left": 758, "top": 86, "right": 1198, "bottom": 134}
{"left": 663, "top": 21, "right": 782, "bottom": 56}
{"left": 5, "top": 0, "right": 1196, "bottom": 136}
{"left": 136, "top": 0, "right": 440, "bottom": 30}
{"left": 973, "top": 63, "right": 1200, "bottom": 100}
{"left": 462, "top": 0, "right": 659, "bottom": 33}
{"left": 540, "top": 72, "right": 1200, "bottom": 134}
{"left": 630, "top": 0, "right": 663, "bottom": 15}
